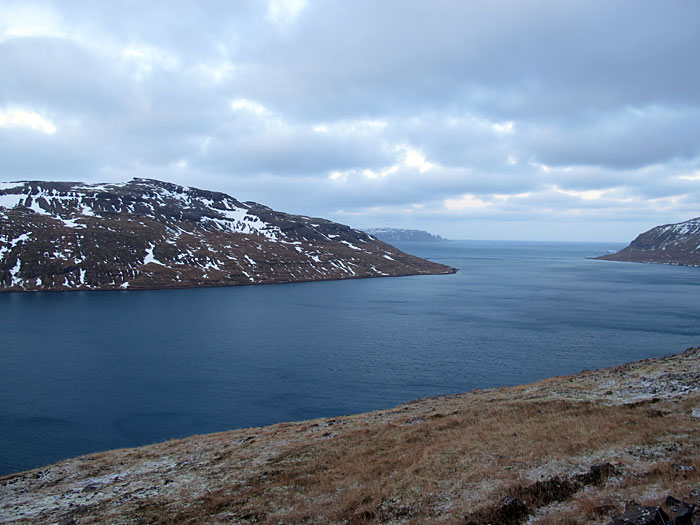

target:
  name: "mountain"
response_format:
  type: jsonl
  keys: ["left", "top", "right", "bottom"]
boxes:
{"left": 364, "top": 227, "right": 445, "bottom": 243}
{"left": 595, "top": 217, "right": 700, "bottom": 266}
{"left": 0, "top": 179, "right": 455, "bottom": 292}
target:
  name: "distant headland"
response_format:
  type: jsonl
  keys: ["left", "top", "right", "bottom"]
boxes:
{"left": 596, "top": 216, "right": 700, "bottom": 267}
{"left": 364, "top": 227, "right": 446, "bottom": 243}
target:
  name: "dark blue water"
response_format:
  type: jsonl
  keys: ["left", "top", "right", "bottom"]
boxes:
{"left": 2, "top": 241, "right": 700, "bottom": 475}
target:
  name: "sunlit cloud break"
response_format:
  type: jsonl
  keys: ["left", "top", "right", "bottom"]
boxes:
{"left": 0, "top": 109, "right": 57, "bottom": 134}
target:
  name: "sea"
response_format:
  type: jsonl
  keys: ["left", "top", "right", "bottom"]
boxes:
{"left": 2, "top": 240, "right": 700, "bottom": 476}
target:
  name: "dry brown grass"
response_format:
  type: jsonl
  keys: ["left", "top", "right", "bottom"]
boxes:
{"left": 113, "top": 395, "right": 699, "bottom": 524}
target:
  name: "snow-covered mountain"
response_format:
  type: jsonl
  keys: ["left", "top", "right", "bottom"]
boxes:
{"left": 596, "top": 217, "right": 700, "bottom": 266}
{"left": 364, "top": 228, "right": 445, "bottom": 243}
{"left": 0, "top": 178, "right": 455, "bottom": 292}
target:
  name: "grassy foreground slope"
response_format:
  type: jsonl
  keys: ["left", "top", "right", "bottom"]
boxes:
{"left": 2, "top": 347, "right": 699, "bottom": 524}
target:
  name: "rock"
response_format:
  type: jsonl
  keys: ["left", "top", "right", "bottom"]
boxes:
{"left": 608, "top": 500, "right": 669, "bottom": 525}
{"left": 666, "top": 496, "right": 695, "bottom": 523}
{"left": 672, "top": 464, "right": 696, "bottom": 473}
{"left": 464, "top": 496, "right": 530, "bottom": 524}
{"left": 578, "top": 462, "right": 617, "bottom": 485}
{"left": 81, "top": 481, "right": 103, "bottom": 493}
{"left": 497, "top": 496, "right": 531, "bottom": 522}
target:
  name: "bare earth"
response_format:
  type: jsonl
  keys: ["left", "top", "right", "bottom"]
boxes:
{"left": 2, "top": 347, "right": 699, "bottom": 524}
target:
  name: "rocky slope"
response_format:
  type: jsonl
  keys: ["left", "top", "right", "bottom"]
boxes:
{"left": 596, "top": 217, "right": 700, "bottom": 266}
{"left": 364, "top": 227, "right": 445, "bottom": 243}
{"left": 0, "top": 179, "right": 455, "bottom": 292}
{"left": 2, "top": 346, "right": 699, "bottom": 524}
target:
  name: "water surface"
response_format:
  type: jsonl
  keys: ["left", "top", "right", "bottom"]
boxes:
{"left": 2, "top": 241, "right": 699, "bottom": 475}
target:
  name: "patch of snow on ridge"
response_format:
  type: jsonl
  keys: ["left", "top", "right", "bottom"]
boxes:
{"left": 26, "top": 197, "right": 49, "bottom": 215}
{"left": 156, "top": 187, "right": 190, "bottom": 203}
{"left": 9, "top": 258, "right": 22, "bottom": 286}
{"left": 81, "top": 183, "right": 114, "bottom": 192}
{"left": 670, "top": 219, "right": 700, "bottom": 236}
{"left": 217, "top": 206, "right": 249, "bottom": 222}
{"left": 143, "top": 244, "right": 163, "bottom": 266}
{"left": 340, "top": 240, "right": 361, "bottom": 251}
{"left": 59, "top": 217, "right": 85, "bottom": 229}
{"left": 11, "top": 233, "right": 31, "bottom": 247}
{"left": 0, "top": 193, "right": 27, "bottom": 209}
{"left": 206, "top": 207, "right": 281, "bottom": 240}
{"left": 0, "top": 182, "right": 22, "bottom": 190}
{"left": 0, "top": 186, "right": 98, "bottom": 219}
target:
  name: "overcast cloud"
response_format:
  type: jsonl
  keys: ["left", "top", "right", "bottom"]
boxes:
{"left": 1, "top": 0, "right": 699, "bottom": 241}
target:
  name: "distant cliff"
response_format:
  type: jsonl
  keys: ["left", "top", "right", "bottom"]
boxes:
{"left": 365, "top": 227, "right": 445, "bottom": 243}
{"left": 595, "top": 217, "right": 700, "bottom": 266}
{"left": 0, "top": 179, "right": 455, "bottom": 292}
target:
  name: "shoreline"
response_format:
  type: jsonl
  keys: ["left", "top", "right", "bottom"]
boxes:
{"left": 0, "top": 265, "right": 458, "bottom": 294}
{"left": 2, "top": 346, "right": 699, "bottom": 523}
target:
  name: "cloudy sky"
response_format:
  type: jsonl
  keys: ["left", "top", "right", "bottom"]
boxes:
{"left": 1, "top": 1, "right": 699, "bottom": 241}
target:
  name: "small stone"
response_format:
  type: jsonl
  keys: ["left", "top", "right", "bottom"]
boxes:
{"left": 672, "top": 464, "right": 696, "bottom": 473}
{"left": 81, "top": 481, "right": 103, "bottom": 493}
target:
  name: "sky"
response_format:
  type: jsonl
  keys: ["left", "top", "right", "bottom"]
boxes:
{"left": 1, "top": 1, "right": 699, "bottom": 242}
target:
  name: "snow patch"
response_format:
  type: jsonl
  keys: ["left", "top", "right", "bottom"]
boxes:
{"left": 11, "top": 233, "right": 31, "bottom": 247}
{"left": 340, "top": 240, "right": 361, "bottom": 251}
{"left": 9, "top": 258, "right": 22, "bottom": 286}
{"left": 143, "top": 244, "right": 164, "bottom": 266}
{"left": 0, "top": 193, "right": 26, "bottom": 209}
{"left": 59, "top": 217, "right": 86, "bottom": 229}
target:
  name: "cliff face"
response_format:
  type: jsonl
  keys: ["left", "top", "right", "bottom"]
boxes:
{"left": 596, "top": 217, "right": 700, "bottom": 266}
{"left": 0, "top": 178, "right": 455, "bottom": 292}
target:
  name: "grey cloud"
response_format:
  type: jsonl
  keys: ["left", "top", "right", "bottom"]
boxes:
{"left": 237, "top": 1, "right": 700, "bottom": 120}
{"left": 0, "top": 127, "right": 97, "bottom": 178}
{"left": 0, "top": 37, "right": 126, "bottom": 114}
{"left": 526, "top": 107, "right": 700, "bottom": 169}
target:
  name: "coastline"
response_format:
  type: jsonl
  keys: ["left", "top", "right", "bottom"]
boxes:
{"left": 2, "top": 346, "right": 699, "bottom": 523}
{"left": 0, "top": 265, "right": 458, "bottom": 294}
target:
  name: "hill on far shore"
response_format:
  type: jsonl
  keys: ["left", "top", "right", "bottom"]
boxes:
{"left": 365, "top": 227, "right": 445, "bottom": 243}
{"left": 596, "top": 217, "right": 700, "bottom": 267}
